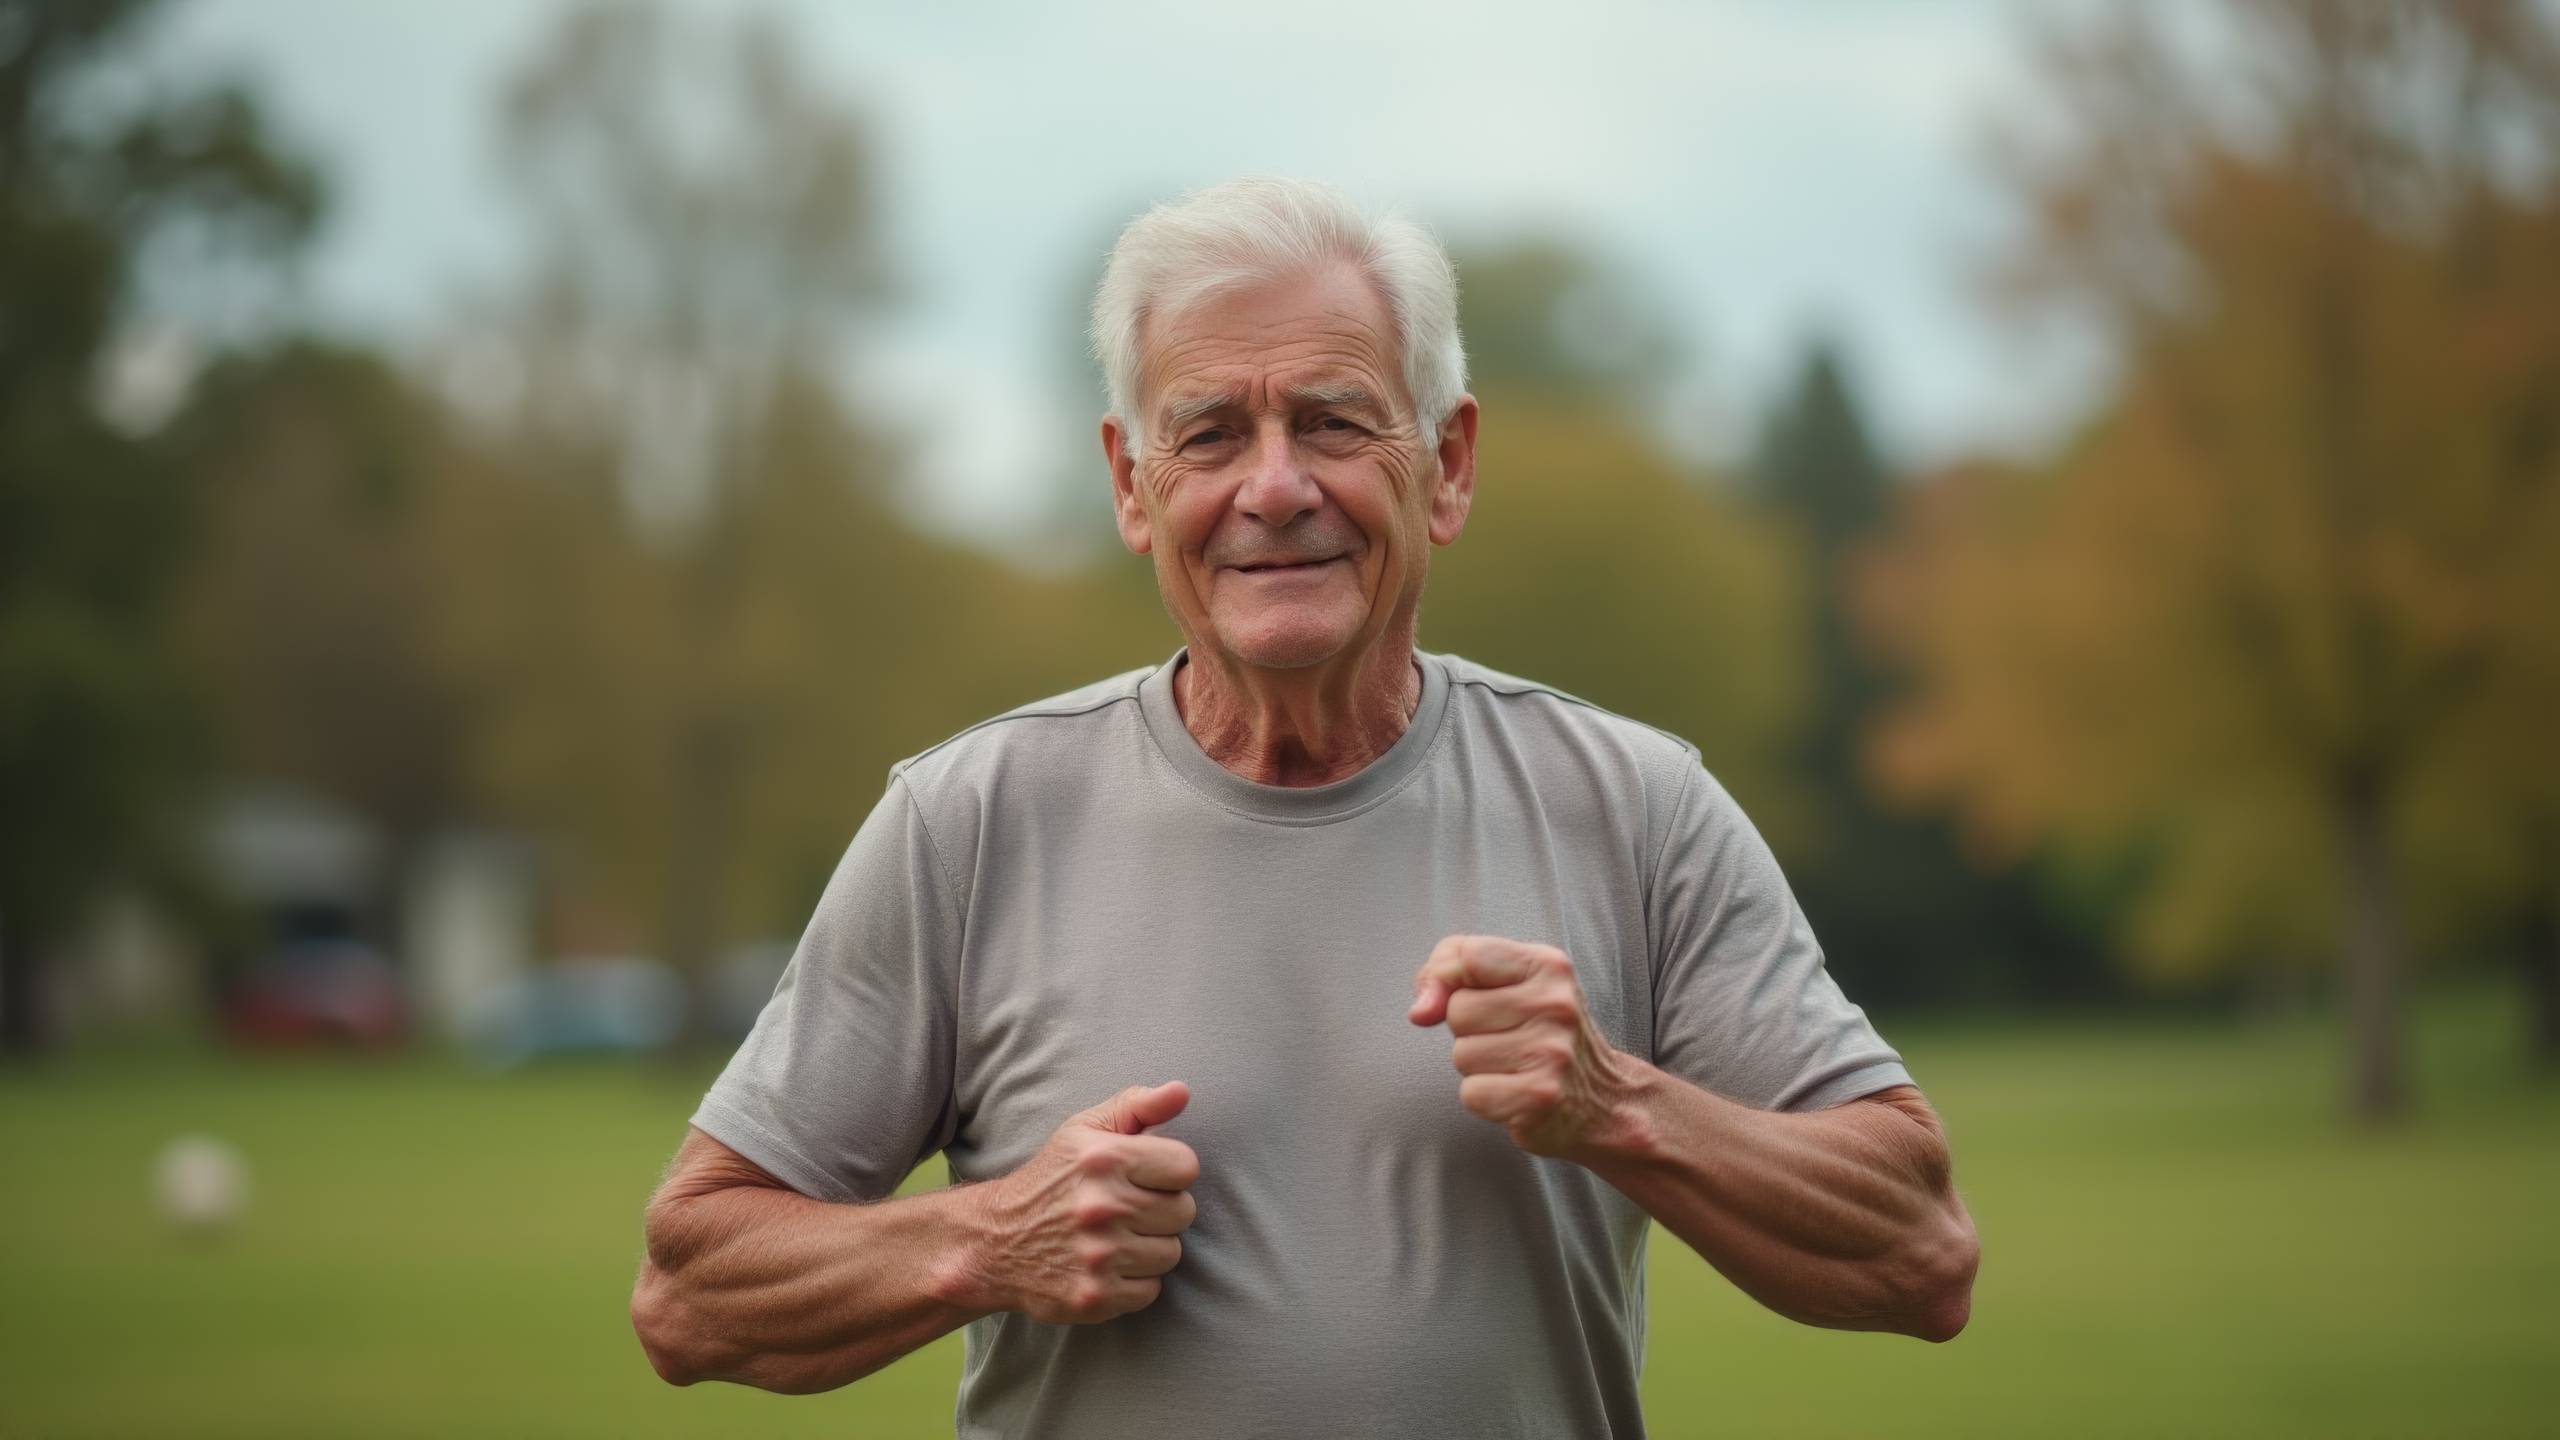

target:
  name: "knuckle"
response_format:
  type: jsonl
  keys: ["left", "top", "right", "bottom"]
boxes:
{"left": 1076, "top": 1238, "right": 1116, "bottom": 1272}
{"left": 1073, "top": 1144, "right": 1121, "bottom": 1178}
{"left": 1069, "top": 1195, "right": 1120, "bottom": 1231}
{"left": 1066, "top": 1278, "right": 1108, "bottom": 1318}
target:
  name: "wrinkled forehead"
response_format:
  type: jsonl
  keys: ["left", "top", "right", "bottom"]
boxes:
{"left": 1132, "top": 263, "right": 1411, "bottom": 422}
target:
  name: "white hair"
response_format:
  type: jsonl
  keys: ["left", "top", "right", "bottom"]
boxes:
{"left": 1089, "top": 176, "right": 1468, "bottom": 459}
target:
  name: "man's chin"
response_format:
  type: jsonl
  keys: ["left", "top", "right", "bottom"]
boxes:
{"left": 1209, "top": 613, "right": 1362, "bottom": 671}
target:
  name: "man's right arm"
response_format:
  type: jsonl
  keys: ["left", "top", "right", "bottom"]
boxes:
{"left": 631, "top": 1081, "right": 1199, "bottom": 1394}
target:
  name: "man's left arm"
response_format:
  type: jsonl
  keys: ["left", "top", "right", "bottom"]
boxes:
{"left": 1410, "top": 937, "right": 1979, "bottom": 1342}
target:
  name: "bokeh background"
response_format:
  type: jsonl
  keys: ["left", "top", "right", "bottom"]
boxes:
{"left": 5, "top": 0, "right": 2557, "bottom": 1435}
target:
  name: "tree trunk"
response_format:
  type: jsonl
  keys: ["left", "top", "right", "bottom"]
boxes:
{"left": 2333, "top": 776, "right": 2409, "bottom": 1122}
{"left": 2525, "top": 870, "right": 2560, "bottom": 1070}
{"left": 659, "top": 496, "right": 756, "bottom": 1055}
{"left": 660, "top": 706, "right": 745, "bottom": 1052}
{"left": 0, "top": 905, "right": 50, "bottom": 1055}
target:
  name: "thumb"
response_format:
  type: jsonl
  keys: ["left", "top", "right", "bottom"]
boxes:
{"left": 1082, "top": 1080, "right": 1191, "bottom": 1134}
{"left": 1409, "top": 976, "right": 1454, "bottom": 1027}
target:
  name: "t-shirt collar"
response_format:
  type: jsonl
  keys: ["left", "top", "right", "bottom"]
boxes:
{"left": 1136, "top": 643, "right": 1452, "bottom": 825}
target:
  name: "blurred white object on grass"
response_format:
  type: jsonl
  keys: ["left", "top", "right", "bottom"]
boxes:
{"left": 154, "top": 1135, "right": 250, "bottom": 1236}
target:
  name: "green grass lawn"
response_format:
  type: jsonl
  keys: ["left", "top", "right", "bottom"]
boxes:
{"left": 3, "top": 988, "right": 2555, "bottom": 1438}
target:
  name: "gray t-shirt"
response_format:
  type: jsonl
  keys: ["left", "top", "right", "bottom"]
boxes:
{"left": 691, "top": 644, "right": 1912, "bottom": 1439}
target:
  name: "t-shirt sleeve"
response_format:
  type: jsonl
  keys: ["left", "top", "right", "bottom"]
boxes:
{"left": 688, "top": 771, "right": 962, "bottom": 1203}
{"left": 1646, "top": 756, "right": 1914, "bottom": 1112}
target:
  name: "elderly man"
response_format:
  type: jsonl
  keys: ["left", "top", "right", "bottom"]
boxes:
{"left": 631, "top": 176, "right": 1978, "bottom": 1437}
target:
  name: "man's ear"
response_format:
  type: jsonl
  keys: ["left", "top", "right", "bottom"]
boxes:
{"left": 1103, "top": 415, "right": 1152, "bottom": 555}
{"left": 1427, "top": 394, "right": 1478, "bottom": 547}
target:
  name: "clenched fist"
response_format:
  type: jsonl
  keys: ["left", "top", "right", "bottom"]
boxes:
{"left": 1409, "top": 935, "right": 1643, "bottom": 1159}
{"left": 960, "top": 1081, "right": 1200, "bottom": 1324}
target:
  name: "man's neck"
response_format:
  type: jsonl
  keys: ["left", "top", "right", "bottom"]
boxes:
{"left": 1173, "top": 636, "right": 1422, "bottom": 788}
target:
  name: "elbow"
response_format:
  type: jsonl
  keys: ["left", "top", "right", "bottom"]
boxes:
{"left": 1868, "top": 1099, "right": 1976, "bottom": 1343}
{"left": 629, "top": 1235, "right": 854, "bottom": 1396}
{"left": 1898, "top": 1208, "right": 1980, "bottom": 1344}
{"left": 634, "top": 1189, "right": 785, "bottom": 1389}
{"left": 1909, "top": 1287, "right": 1973, "bottom": 1345}
{"left": 631, "top": 1261, "right": 713, "bottom": 1386}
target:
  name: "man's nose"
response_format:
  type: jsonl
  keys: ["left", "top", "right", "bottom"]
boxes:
{"left": 1233, "top": 423, "right": 1320, "bottom": 527}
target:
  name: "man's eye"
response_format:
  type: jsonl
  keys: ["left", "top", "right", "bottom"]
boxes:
{"left": 1182, "top": 429, "right": 1228, "bottom": 449}
{"left": 1313, "top": 416, "right": 1358, "bottom": 434}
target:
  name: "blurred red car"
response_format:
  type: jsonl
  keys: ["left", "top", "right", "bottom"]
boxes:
{"left": 221, "top": 938, "right": 409, "bottom": 1048}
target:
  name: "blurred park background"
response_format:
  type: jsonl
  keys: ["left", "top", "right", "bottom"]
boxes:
{"left": 4, "top": 0, "right": 2557, "bottom": 1435}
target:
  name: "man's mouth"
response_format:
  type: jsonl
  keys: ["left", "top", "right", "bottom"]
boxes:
{"left": 1233, "top": 556, "right": 1342, "bottom": 574}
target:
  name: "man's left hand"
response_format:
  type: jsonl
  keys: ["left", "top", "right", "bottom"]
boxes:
{"left": 1408, "top": 934, "right": 1646, "bottom": 1159}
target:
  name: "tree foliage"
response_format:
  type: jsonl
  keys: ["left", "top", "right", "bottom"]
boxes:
{"left": 172, "top": 344, "right": 468, "bottom": 847}
{"left": 421, "top": 2, "right": 1174, "bottom": 991}
{"left": 1752, "top": 344, "right": 2106, "bottom": 1007}
{"left": 1863, "top": 0, "right": 2560, "bottom": 1113}
{"left": 0, "top": 0, "right": 318, "bottom": 1048}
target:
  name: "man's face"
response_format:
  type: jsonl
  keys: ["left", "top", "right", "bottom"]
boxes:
{"left": 1105, "top": 263, "right": 1476, "bottom": 673}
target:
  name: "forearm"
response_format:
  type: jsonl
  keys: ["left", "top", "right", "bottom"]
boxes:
{"left": 1573, "top": 1065, "right": 1977, "bottom": 1341}
{"left": 632, "top": 1133, "right": 996, "bottom": 1392}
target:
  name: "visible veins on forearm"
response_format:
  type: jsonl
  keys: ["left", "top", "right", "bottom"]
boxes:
{"left": 1585, "top": 1072, "right": 1975, "bottom": 1337}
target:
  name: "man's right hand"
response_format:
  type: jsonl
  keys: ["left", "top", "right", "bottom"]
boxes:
{"left": 958, "top": 1081, "right": 1200, "bottom": 1324}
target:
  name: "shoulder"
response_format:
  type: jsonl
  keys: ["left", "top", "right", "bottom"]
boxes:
{"left": 884, "top": 658, "right": 1160, "bottom": 841}
{"left": 890, "top": 660, "right": 1156, "bottom": 795}
{"left": 1432, "top": 651, "right": 1706, "bottom": 849}
{"left": 1435, "top": 651, "right": 1703, "bottom": 786}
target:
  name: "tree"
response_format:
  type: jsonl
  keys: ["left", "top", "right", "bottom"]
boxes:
{"left": 168, "top": 342, "right": 473, "bottom": 953}
{"left": 1449, "top": 237, "right": 1680, "bottom": 413}
{"left": 0, "top": 0, "right": 319, "bottom": 1050}
{"left": 1751, "top": 342, "right": 2106, "bottom": 1007}
{"left": 1863, "top": 0, "right": 2560, "bottom": 1116}
{"left": 462, "top": 0, "right": 897, "bottom": 1018}
{"left": 452, "top": 3, "right": 1174, "bottom": 1026}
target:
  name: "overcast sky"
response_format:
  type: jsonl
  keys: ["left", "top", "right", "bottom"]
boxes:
{"left": 157, "top": 0, "right": 2106, "bottom": 552}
